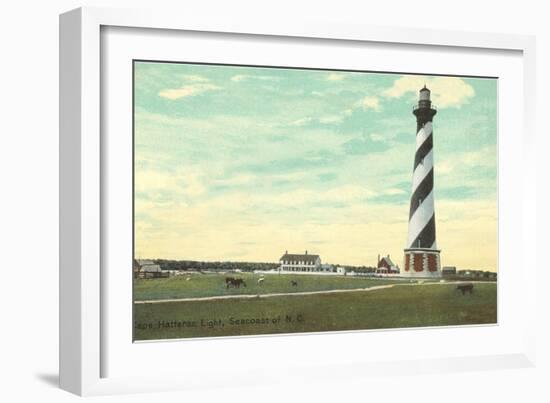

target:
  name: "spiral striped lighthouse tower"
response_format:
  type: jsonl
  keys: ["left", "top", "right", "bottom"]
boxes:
{"left": 403, "top": 86, "right": 442, "bottom": 278}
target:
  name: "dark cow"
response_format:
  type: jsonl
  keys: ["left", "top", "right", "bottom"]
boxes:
{"left": 227, "top": 278, "right": 247, "bottom": 288}
{"left": 290, "top": 280, "right": 298, "bottom": 287}
{"left": 456, "top": 283, "right": 474, "bottom": 295}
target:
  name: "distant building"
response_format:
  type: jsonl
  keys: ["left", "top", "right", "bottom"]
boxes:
{"left": 279, "top": 251, "right": 323, "bottom": 273}
{"left": 320, "top": 263, "right": 335, "bottom": 272}
{"left": 442, "top": 266, "right": 457, "bottom": 276}
{"left": 135, "top": 259, "right": 167, "bottom": 279}
{"left": 133, "top": 259, "right": 141, "bottom": 279}
{"left": 376, "top": 254, "right": 400, "bottom": 274}
{"left": 137, "top": 259, "right": 162, "bottom": 272}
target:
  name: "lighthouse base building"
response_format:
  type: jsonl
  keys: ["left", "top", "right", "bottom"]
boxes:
{"left": 403, "top": 248, "right": 441, "bottom": 278}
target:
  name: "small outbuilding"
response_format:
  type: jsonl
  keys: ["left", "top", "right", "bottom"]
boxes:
{"left": 442, "top": 266, "right": 457, "bottom": 276}
{"left": 376, "top": 254, "right": 400, "bottom": 274}
{"left": 135, "top": 259, "right": 168, "bottom": 279}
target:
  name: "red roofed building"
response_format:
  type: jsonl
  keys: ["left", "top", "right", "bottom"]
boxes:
{"left": 376, "top": 254, "right": 400, "bottom": 275}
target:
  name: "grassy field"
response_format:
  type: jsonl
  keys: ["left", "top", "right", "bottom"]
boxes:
{"left": 134, "top": 281, "right": 497, "bottom": 340}
{"left": 134, "top": 273, "right": 418, "bottom": 300}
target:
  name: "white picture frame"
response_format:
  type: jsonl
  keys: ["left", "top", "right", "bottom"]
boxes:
{"left": 60, "top": 6, "right": 537, "bottom": 396}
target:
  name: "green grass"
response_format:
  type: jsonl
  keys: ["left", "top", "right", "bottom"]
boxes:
{"left": 134, "top": 273, "right": 418, "bottom": 300}
{"left": 134, "top": 282, "right": 497, "bottom": 340}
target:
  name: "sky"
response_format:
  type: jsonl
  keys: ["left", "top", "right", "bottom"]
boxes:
{"left": 134, "top": 62, "right": 498, "bottom": 271}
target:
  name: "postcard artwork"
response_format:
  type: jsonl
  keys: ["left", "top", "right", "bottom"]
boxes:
{"left": 133, "top": 61, "right": 497, "bottom": 341}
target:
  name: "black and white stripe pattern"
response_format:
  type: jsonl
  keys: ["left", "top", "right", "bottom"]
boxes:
{"left": 407, "top": 102, "right": 437, "bottom": 250}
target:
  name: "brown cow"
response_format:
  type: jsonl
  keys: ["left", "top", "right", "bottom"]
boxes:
{"left": 227, "top": 278, "right": 247, "bottom": 288}
{"left": 225, "top": 277, "right": 235, "bottom": 288}
{"left": 456, "top": 283, "right": 474, "bottom": 295}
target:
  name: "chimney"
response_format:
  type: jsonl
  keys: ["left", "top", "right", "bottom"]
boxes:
{"left": 305, "top": 250, "right": 308, "bottom": 255}
{"left": 377, "top": 254, "right": 380, "bottom": 264}
{"left": 285, "top": 250, "right": 288, "bottom": 254}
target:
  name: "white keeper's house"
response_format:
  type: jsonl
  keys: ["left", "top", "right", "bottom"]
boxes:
{"left": 279, "top": 251, "right": 325, "bottom": 273}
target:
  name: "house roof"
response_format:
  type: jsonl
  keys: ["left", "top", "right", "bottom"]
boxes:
{"left": 136, "top": 259, "right": 162, "bottom": 271}
{"left": 280, "top": 253, "right": 319, "bottom": 263}
{"left": 379, "top": 255, "right": 395, "bottom": 267}
{"left": 137, "top": 259, "right": 155, "bottom": 266}
{"left": 141, "top": 265, "right": 161, "bottom": 272}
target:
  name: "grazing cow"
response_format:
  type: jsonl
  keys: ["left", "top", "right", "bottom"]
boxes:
{"left": 290, "top": 280, "right": 298, "bottom": 287}
{"left": 186, "top": 277, "right": 191, "bottom": 281}
{"left": 257, "top": 278, "right": 265, "bottom": 286}
{"left": 456, "top": 283, "right": 474, "bottom": 295}
{"left": 227, "top": 278, "right": 247, "bottom": 288}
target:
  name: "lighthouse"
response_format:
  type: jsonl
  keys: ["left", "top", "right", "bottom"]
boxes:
{"left": 403, "top": 86, "right": 442, "bottom": 278}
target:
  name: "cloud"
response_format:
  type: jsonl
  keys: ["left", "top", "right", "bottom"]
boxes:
{"left": 231, "top": 74, "right": 279, "bottom": 82}
{"left": 327, "top": 73, "right": 345, "bottom": 81}
{"left": 135, "top": 169, "right": 206, "bottom": 199}
{"left": 383, "top": 76, "right": 475, "bottom": 108}
{"left": 158, "top": 83, "right": 220, "bottom": 100}
{"left": 356, "top": 96, "right": 380, "bottom": 111}
{"left": 383, "top": 188, "right": 406, "bottom": 196}
{"left": 289, "top": 117, "right": 313, "bottom": 126}
{"left": 369, "top": 133, "right": 386, "bottom": 142}
{"left": 181, "top": 74, "right": 209, "bottom": 82}
{"left": 213, "top": 174, "right": 256, "bottom": 187}
{"left": 341, "top": 133, "right": 391, "bottom": 155}
{"left": 436, "top": 146, "right": 496, "bottom": 177}
{"left": 319, "top": 115, "right": 345, "bottom": 124}
{"left": 230, "top": 75, "right": 247, "bottom": 82}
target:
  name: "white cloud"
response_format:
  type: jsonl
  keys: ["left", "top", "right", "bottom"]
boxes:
{"left": 230, "top": 74, "right": 279, "bottom": 82}
{"left": 319, "top": 115, "right": 344, "bottom": 124}
{"left": 158, "top": 83, "right": 220, "bottom": 100}
{"left": 327, "top": 73, "right": 345, "bottom": 81}
{"left": 289, "top": 117, "right": 313, "bottom": 126}
{"left": 383, "top": 188, "right": 406, "bottom": 196}
{"left": 181, "top": 74, "right": 209, "bottom": 82}
{"left": 356, "top": 96, "right": 380, "bottom": 111}
{"left": 437, "top": 146, "right": 496, "bottom": 178}
{"left": 369, "top": 133, "right": 385, "bottom": 142}
{"left": 135, "top": 169, "right": 206, "bottom": 198}
{"left": 383, "top": 76, "right": 475, "bottom": 108}
{"left": 214, "top": 174, "right": 256, "bottom": 187}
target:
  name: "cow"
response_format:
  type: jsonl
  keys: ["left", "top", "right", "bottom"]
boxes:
{"left": 257, "top": 277, "right": 265, "bottom": 286}
{"left": 290, "top": 280, "right": 298, "bottom": 287}
{"left": 456, "top": 283, "right": 474, "bottom": 295}
{"left": 225, "top": 277, "right": 235, "bottom": 288}
{"left": 226, "top": 278, "right": 247, "bottom": 288}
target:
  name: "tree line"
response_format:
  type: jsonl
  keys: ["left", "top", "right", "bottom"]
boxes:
{"left": 153, "top": 259, "right": 377, "bottom": 273}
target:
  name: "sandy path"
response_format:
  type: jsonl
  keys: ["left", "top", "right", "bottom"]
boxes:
{"left": 134, "top": 284, "right": 395, "bottom": 304}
